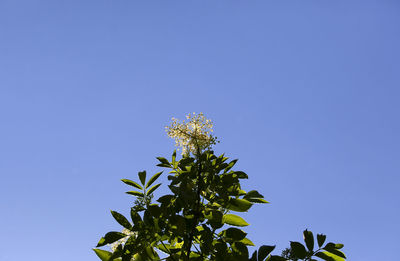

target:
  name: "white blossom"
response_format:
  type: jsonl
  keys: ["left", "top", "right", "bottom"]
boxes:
{"left": 110, "top": 228, "right": 136, "bottom": 252}
{"left": 165, "top": 112, "right": 217, "bottom": 155}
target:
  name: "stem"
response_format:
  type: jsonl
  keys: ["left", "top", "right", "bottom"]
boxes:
{"left": 160, "top": 240, "right": 177, "bottom": 261}
{"left": 183, "top": 146, "right": 203, "bottom": 260}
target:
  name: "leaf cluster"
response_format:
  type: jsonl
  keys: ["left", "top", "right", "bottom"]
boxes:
{"left": 94, "top": 151, "right": 346, "bottom": 261}
{"left": 279, "top": 230, "right": 346, "bottom": 261}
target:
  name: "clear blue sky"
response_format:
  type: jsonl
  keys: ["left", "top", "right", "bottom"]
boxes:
{"left": 1, "top": 1, "right": 399, "bottom": 260}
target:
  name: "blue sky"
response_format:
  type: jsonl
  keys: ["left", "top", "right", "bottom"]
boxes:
{"left": 1, "top": 1, "right": 399, "bottom": 260}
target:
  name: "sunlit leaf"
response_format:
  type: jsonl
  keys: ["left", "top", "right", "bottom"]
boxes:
{"left": 93, "top": 249, "right": 112, "bottom": 261}
{"left": 147, "top": 183, "right": 161, "bottom": 195}
{"left": 121, "top": 179, "right": 142, "bottom": 190}
{"left": 146, "top": 171, "right": 163, "bottom": 189}
{"left": 222, "top": 214, "right": 249, "bottom": 227}
{"left": 315, "top": 251, "right": 345, "bottom": 261}
{"left": 227, "top": 198, "right": 253, "bottom": 212}
{"left": 126, "top": 191, "right": 144, "bottom": 197}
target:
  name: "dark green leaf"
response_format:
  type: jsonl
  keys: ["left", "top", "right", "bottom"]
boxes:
{"left": 130, "top": 208, "right": 142, "bottom": 225}
{"left": 246, "top": 198, "right": 269, "bottom": 204}
{"left": 172, "top": 150, "right": 176, "bottom": 164}
{"left": 121, "top": 179, "right": 142, "bottom": 190}
{"left": 303, "top": 229, "right": 314, "bottom": 251}
{"left": 223, "top": 227, "right": 247, "bottom": 241}
{"left": 244, "top": 190, "right": 268, "bottom": 204}
{"left": 147, "top": 183, "right": 161, "bottom": 195}
{"left": 250, "top": 251, "right": 257, "bottom": 261}
{"left": 258, "top": 245, "right": 275, "bottom": 261}
{"left": 138, "top": 171, "right": 146, "bottom": 185}
{"left": 111, "top": 211, "right": 132, "bottom": 230}
{"left": 244, "top": 190, "right": 264, "bottom": 199}
{"left": 317, "top": 234, "right": 326, "bottom": 248}
{"left": 225, "top": 159, "right": 238, "bottom": 171}
{"left": 96, "top": 232, "right": 127, "bottom": 247}
{"left": 146, "top": 171, "right": 163, "bottom": 189}
{"left": 148, "top": 204, "right": 161, "bottom": 217}
{"left": 232, "top": 241, "right": 249, "bottom": 258}
{"left": 144, "top": 246, "right": 159, "bottom": 260}
{"left": 126, "top": 191, "right": 144, "bottom": 197}
{"left": 156, "top": 157, "right": 170, "bottom": 166}
{"left": 234, "top": 171, "right": 248, "bottom": 179}
{"left": 222, "top": 214, "right": 249, "bottom": 227}
{"left": 157, "top": 194, "right": 175, "bottom": 204}
{"left": 290, "top": 241, "right": 307, "bottom": 259}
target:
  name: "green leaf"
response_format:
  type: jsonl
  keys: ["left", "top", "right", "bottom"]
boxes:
{"left": 121, "top": 179, "right": 142, "bottom": 190}
{"left": 157, "top": 194, "right": 175, "bottom": 204}
{"left": 156, "top": 243, "right": 171, "bottom": 254}
{"left": 244, "top": 190, "right": 269, "bottom": 204}
{"left": 334, "top": 244, "right": 344, "bottom": 249}
{"left": 126, "top": 191, "right": 144, "bottom": 197}
{"left": 232, "top": 241, "right": 249, "bottom": 258}
{"left": 303, "top": 229, "right": 314, "bottom": 251}
{"left": 317, "top": 234, "right": 326, "bottom": 248}
{"left": 222, "top": 214, "right": 249, "bottom": 227}
{"left": 144, "top": 246, "right": 159, "bottom": 260}
{"left": 225, "top": 159, "right": 238, "bottom": 171}
{"left": 146, "top": 171, "right": 163, "bottom": 189}
{"left": 138, "top": 171, "right": 146, "bottom": 185}
{"left": 315, "top": 251, "right": 345, "bottom": 261}
{"left": 250, "top": 250, "right": 257, "bottom": 261}
{"left": 290, "top": 241, "right": 307, "bottom": 259}
{"left": 323, "top": 244, "right": 346, "bottom": 258}
{"left": 258, "top": 245, "right": 275, "bottom": 261}
{"left": 246, "top": 198, "right": 269, "bottom": 204}
{"left": 148, "top": 204, "right": 161, "bottom": 217}
{"left": 172, "top": 150, "right": 176, "bottom": 164}
{"left": 111, "top": 211, "right": 132, "bottom": 230}
{"left": 93, "top": 249, "right": 112, "bottom": 261}
{"left": 234, "top": 171, "right": 248, "bottom": 179}
{"left": 96, "top": 232, "right": 127, "bottom": 247}
{"left": 223, "top": 227, "right": 247, "bottom": 241}
{"left": 156, "top": 157, "right": 171, "bottom": 167}
{"left": 240, "top": 238, "right": 255, "bottom": 246}
{"left": 227, "top": 198, "right": 253, "bottom": 212}
{"left": 147, "top": 183, "right": 161, "bottom": 195}
{"left": 324, "top": 249, "right": 346, "bottom": 259}
{"left": 324, "top": 242, "right": 344, "bottom": 250}
{"left": 244, "top": 190, "right": 264, "bottom": 198}
{"left": 130, "top": 208, "right": 142, "bottom": 225}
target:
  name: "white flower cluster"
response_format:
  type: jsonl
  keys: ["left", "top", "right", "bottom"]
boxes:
{"left": 166, "top": 112, "right": 217, "bottom": 155}
{"left": 110, "top": 228, "right": 136, "bottom": 252}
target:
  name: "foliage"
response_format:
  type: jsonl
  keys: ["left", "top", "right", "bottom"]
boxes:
{"left": 94, "top": 113, "right": 346, "bottom": 261}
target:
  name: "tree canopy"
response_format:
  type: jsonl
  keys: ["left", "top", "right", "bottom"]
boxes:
{"left": 94, "top": 113, "right": 346, "bottom": 261}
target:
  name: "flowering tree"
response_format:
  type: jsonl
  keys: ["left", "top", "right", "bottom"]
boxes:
{"left": 94, "top": 113, "right": 346, "bottom": 261}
